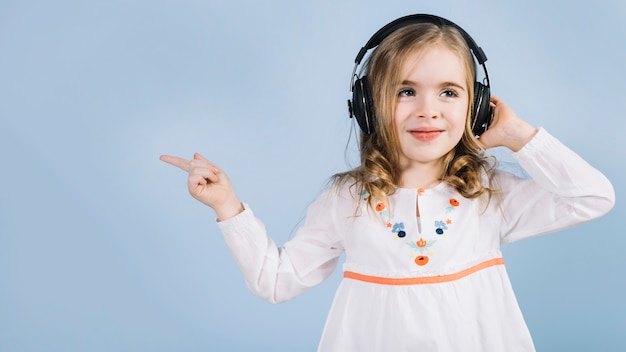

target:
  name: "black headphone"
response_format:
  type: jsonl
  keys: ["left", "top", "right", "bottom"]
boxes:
{"left": 347, "top": 14, "right": 493, "bottom": 137}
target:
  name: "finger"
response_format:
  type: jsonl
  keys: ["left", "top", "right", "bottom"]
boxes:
{"left": 189, "top": 165, "right": 220, "bottom": 184}
{"left": 193, "top": 152, "right": 221, "bottom": 170}
{"left": 160, "top": 155, "right": 191, "bottom": 172}
{"left": 189, "top": 173, "right": 211, "bottom": 187}
{"left": 190, "top": 153, "right": 221, "bottom": 174}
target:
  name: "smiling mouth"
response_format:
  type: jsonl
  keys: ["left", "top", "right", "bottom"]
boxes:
{"left": 409, "top": 130, "right": 442, "bottom": 142}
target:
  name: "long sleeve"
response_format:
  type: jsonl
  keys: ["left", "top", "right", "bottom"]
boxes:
{"left": 497, "top": 128, "right": 615, "bottom": 243}
{"left": 216, "top": 188, "right": 344, "bottom": 304}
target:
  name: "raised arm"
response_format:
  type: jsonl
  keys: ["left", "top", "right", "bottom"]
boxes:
{"left": 160, "top": 153, "right": 344, "bottom": 303}
{"left": 476, "top": 97, "right": 615, "bottom": 242}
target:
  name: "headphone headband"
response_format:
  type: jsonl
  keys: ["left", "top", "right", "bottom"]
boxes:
{"left": 355, "top": 14, "right": 487, "bottom": 66}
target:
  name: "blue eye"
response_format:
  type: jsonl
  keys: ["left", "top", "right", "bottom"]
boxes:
{"left": 441, "top": 89, "right": 458, "bottom": 97}
{"left": 398, "top": 88, "right": 415, "bottom": 97}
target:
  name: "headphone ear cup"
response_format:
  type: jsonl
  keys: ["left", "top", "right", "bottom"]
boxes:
{"left": 351, "top": 76, "right": 376, "bottom": 134}
{"left": 472, "top": 82, "right": 492, "bottom": 137}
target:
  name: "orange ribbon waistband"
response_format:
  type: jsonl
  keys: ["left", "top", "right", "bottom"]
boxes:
{"left": 344, "top": 257, "right": 505, "bottom": 285}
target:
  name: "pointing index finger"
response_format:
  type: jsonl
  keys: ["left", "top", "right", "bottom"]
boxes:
{"left": 160, "top": 154, "right": 191, "bottom": 172}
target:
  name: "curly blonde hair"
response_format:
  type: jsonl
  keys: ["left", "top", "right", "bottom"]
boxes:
{"left": 334, "top": 22, "right": 494, "bottom": 208}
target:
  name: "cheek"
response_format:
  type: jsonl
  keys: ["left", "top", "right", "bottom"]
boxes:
{"left": 393, "top": 105, "right": 406, "bottom": 132}
{"left": 446, "top": 113, "right": 468, "bottom": 145}
{"left": 456, "top": 115, "right": 469, "bottom": 135}
{"left": 394, "top": 103, "right": 405, "bottom": 121}
{"left": 455, "top": 119, "right": 468, "bottom": 142}
{"left": 453, "top": 104, "right": 469, "bottom": 135}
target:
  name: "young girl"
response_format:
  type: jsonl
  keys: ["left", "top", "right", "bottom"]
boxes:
{"left": 161, "top": 14, "right": 614, "bottom": 351}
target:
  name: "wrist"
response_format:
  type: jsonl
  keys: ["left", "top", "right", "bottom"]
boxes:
{"left": 505, "top": 121, "right": 538, "bottom": 152}
{"left": 215, "top": 198, "right": 244, "bottom": 222}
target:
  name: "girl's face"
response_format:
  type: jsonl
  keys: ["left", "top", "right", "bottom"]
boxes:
{"left": 394, "top": 44, "right": 469, "bottom": 171}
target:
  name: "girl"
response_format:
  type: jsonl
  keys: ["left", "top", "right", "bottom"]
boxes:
{"left": 160, "top": 15, "right": 614, "bottom": 351}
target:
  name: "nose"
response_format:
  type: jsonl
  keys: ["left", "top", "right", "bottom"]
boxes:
{"left": 415, "top": 94, "right": 439, "bottom": 119}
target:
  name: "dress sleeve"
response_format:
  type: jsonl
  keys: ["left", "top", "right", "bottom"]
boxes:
{"left": 216, "top": 188, "right": 344, "bottom": 304}
{"left": 497, "top": 128, "right": 615, "bottom": 243}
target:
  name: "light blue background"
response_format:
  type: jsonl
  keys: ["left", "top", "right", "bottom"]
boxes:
{"left": 1, "top": 0, "right": 624, "bottom": 351}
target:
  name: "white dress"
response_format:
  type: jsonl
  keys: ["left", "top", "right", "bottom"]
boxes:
{"left": 217, "top": 128, "right": 614, "bottom": 351}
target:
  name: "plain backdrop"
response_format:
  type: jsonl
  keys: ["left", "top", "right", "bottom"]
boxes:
{"left": 1, "top": 0, "right": 625, "bottom": 351}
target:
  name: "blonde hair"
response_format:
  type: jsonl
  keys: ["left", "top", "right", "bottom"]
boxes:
{"left": 334, "top": 22, "right": 494, "bottom": 208}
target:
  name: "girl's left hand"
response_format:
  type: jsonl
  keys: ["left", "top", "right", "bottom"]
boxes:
{"left": 477, "top": 95, "right": 538, "bottom": 152}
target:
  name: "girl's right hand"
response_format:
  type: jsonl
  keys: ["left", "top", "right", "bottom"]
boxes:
{"left": 160, "top": 153, "right": 244, "bottom": 221}
{"left": 477, "top": 95, "right": 537, "bottom": 152}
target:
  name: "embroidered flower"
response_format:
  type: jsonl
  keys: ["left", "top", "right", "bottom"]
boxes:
{"left": 416, "top": 238, "right": 427, "bottom": 248}
{"left": 408, "top": 237, "right": 435, "bottom": 252}
{"left": 445, "top": 197, "right": 460, "bottom": 214}
{"left": 434, "top": 220, "right": 448, "bottom": 235}
{"left": 391, "top": 222, "right": 406, "bottom": 238}
{"left": 407, "top": 238, "right": 437, "bottom": 266}
{"left": 415, "top": 255, "right": 429, "bottom": 266}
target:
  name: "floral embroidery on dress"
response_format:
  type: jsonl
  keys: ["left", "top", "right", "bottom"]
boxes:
{"left": 360, "top": 189, "right": 462, "bottom": 266}
{"left": 445, "top": 198, "right": 460, "bottom": 214}
{"left": 435, "top": 198, "right": 460, "bottom": 235}
{"left": 391, "top": 222, "right": 407, "bottom": 238}
{"left": 408, "top": 237, "right": 436, "bottom": 266}
{"left": 370, "top": 194, "right": 405, "bottom": 240}
{"left": 434, "top": 220, "right": 448, "bottom": 235}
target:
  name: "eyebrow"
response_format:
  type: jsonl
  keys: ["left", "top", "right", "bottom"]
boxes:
{"left": 400, "top": 80, "right": 467, "bottom": 91}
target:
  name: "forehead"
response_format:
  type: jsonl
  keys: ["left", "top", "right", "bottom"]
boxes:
{"left": 399, "top": 44, "right": 469, "bottom": 84}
